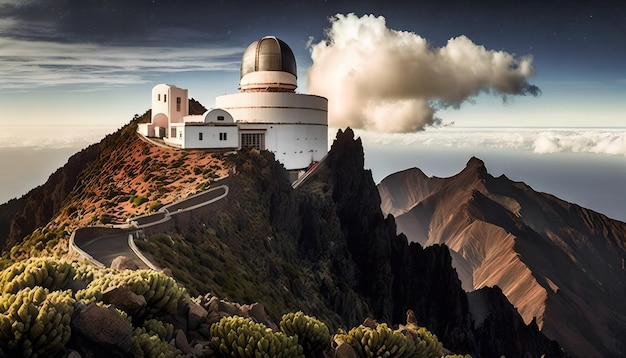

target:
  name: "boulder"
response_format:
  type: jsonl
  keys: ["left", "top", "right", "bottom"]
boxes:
{"left": 70, "top": 303, "right": 133, "bottom": 356}
{"left": 217, "top": 299, "right": 240, "bottom": 316}
{"left": 185, "top": 299, "right": 208, "bottom": 331}
{"left": 247, "top": 303, "right": 278, "bottom": 332}
{"left": 175, "top": 329, "right": 193, "bottom": 355}
{"left": 110, "top": 255, "right": 140, "bottom": 270}
{"left": 334, "top": 343, "right": 359, "bottom": 358}
{"left": 102, "top": 286, "right": 147, "bottom": 315}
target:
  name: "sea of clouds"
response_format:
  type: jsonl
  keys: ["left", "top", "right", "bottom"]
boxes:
{"left": 0, "top": 126, "right": 117, "bottom": 149}
{"left": 2, "top": 126, "right": 624, "bottom": 157}
{"left": 353, "top": 127, "right": 626, "bottom": 156}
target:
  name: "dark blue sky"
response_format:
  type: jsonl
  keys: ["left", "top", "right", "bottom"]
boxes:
{"left": 3, "top": 0, "right": 625, "bottom": 74}
{"left": 0, "top": 0, "right": 624, "bottom": 130}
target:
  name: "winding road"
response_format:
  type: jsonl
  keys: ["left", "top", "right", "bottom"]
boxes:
{"left": 71, "top": 183, "right": 229, "bottom": 269}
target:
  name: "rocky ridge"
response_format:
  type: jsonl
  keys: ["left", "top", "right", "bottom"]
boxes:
{"left": 378, "top": 156, "right": 626, "bottom": 357}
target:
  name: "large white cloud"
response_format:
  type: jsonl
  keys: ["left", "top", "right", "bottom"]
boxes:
{"left": 307, "top": 13, "right": 540, "bottom": 133}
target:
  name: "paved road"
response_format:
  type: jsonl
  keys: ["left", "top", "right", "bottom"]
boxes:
{"left": 79, "top": 232, "right": 150, "bottom": 269}
{"left": 73, "top": 184, "right": 229, "bottom": 269}
{"left": 163, "top": 185, "right": 227, "bottom": 212}
{"left": 133, "top": 212, "right": 167, "bottom": 227}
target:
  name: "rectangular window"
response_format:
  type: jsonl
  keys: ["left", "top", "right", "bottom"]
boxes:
{"left": 219, "top": 132, "right": 228, "bottom": 141}
{"left": 164, "top": 94, "right": 167, "bottom": 102}
{"left": 176, "top": 97, "right": 181, "bottom": 112}
{"left": 199, "top": 132, "right": 203, "bottom": 140}
{"left": 217, "top": 116, "right": 224, "bottom": 121}
{"left": 158, "top": 94, "right": 161, "bottom": 101}
{"left": 240, "top": 133, "right": 265, "bottom": 150}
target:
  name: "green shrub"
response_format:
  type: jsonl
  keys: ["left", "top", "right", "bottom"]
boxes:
{"left": 210, "top": 315, "right": 303, "bottom": 357}
{"left": 0, "top": 287, "right": 75, "bottom": 357}
{"left": 280, "top": 311, "right": 330, "bottom": 356}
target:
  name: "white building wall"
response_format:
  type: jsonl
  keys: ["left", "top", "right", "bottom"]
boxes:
{"left": 216, "top": 91, "right": 328, "bottom": 169}
{"left": 151, "top": 84, "right": 189, "bottom": 139}
{"left": 151, "top": 84, "right": 170, "bottom": 123}
{"left": 215, "top": 92, "right": 327, "bottom": 125}
{"left": 137, "top": 123, "right": 152, "bottom": 137}
{"left": 182, "top": 126, "right": 239, "bottom": 149}
{"left": 240, "top": 123, "right": 327, "bottom": 170}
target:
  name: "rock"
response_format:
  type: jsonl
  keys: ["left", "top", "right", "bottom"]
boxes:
{"left": 67, "top": 351, "right": 82, "bottom": 358}
{"left": 218, "top": 300, "right": 240, "bottom": 316}
{"left": 247, "top": 303, "right": 278, "bottom": 332}
{"left": 102, "top": 286, "right": 146, "bottom": 315}
{"left": 110, "top": 255, "right": 140, "bottom": 270}
{"left": 193, "top": 343, "right": 204, "bottom": 356}
{"left": 206, "top": 295, "right": 219, "bottom": 312}
{"left": 161, "top": 312, "right": 188, "bottom": 333}
{"left": 185, "top": 299, "right": 208, "bottom": 331}
{"left": 175, "top": 329, "right": 193, "bottom": 355}
{"left": 362, "top": 317, "right": 378, "bottom": 329}
{"left": 205, "top": 310, "right": 222, "bottom": 326}
{"left": 196, "top": 322, "right": 212, "bottom": 339}
{"left": 334, "top": 343, "right": 359, "bottom": 358}
{"left": 70, "top": 303, "right": 132, "bottom": 356}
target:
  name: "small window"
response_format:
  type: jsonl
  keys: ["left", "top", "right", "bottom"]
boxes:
{"left": 176, "top": 97, "right": 181, "bottom": 112}
{"left": 164, "top": 94, "right": 167, "bottom": 102}
{"left": 157, "top": 94, "right": 161, "bottom": 101}
{"left": 217, "top": 116, "right": 224, "bottom": 121}
{"left": 219, "top": 132, "right": 228, "bottom": 141}
{"left": 199, "top": 132, "right": 203, "bottom": 140}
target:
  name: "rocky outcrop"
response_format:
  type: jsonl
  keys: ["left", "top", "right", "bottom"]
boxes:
{"left": 102, "top": 286, "right": 147, "bottom": 316}
{"left": 64, "top": 289, "right": 288, "bottom": 357}
{"left": 293, "top": 128, "right": 564, "bottom": 357}
{"left": 69, "top": 303, "right": 133, "bottom": 357}
{"left": 469, "top": 286, "right": 565, "bottom": 357}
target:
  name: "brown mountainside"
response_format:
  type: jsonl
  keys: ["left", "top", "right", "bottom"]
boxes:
{"left": 0, "top": 103, "right": 221, "bottom": 256}
{"left": 378, "top": 157, "right": 626, "bottom": 357}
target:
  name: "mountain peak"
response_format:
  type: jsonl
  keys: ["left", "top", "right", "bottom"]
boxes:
{"left": 463, "top": 156, "right": 489, "bottom": 179}
{"left": 465, "top": 156, "right": 485, "bottom": 170}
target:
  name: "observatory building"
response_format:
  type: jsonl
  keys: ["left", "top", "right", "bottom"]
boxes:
{"left": 138, "top": 36, "right": 328, "bottom": 171}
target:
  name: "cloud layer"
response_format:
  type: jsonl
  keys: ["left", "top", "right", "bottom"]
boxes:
{"left": 354, "top": 127, "right": 626, "bottom": 156}
{"left": 307, "top": 14, "right": 540, "bottom": 133}
{"left": 0, "top": 37, "right": 242, "bottom": 91}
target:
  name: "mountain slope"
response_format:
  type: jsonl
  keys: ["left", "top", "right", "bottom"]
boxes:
{"left": 378, "top": 157, "right": 626, "bottom": 357}
{"left": 1, "top": 122, "right": 567, "bottom": 357}
{"left": 0, "top": 105, "right": 217, "bottom": 258}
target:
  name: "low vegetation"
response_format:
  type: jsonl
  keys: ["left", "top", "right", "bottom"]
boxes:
{"left": 0, "top": 257, "right": 466, "bottom": 357}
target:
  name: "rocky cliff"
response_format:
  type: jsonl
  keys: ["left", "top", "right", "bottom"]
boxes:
{"left": 378, "top": 156, "right": 626, "bottom": 357}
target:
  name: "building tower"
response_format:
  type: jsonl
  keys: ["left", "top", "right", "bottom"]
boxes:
{"left": 216, "top": 36, "right": 328, "bottom": 170}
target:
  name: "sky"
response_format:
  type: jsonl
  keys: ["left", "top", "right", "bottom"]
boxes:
{"left": 0, "top": 0, "right": 625, "bottom": 218}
